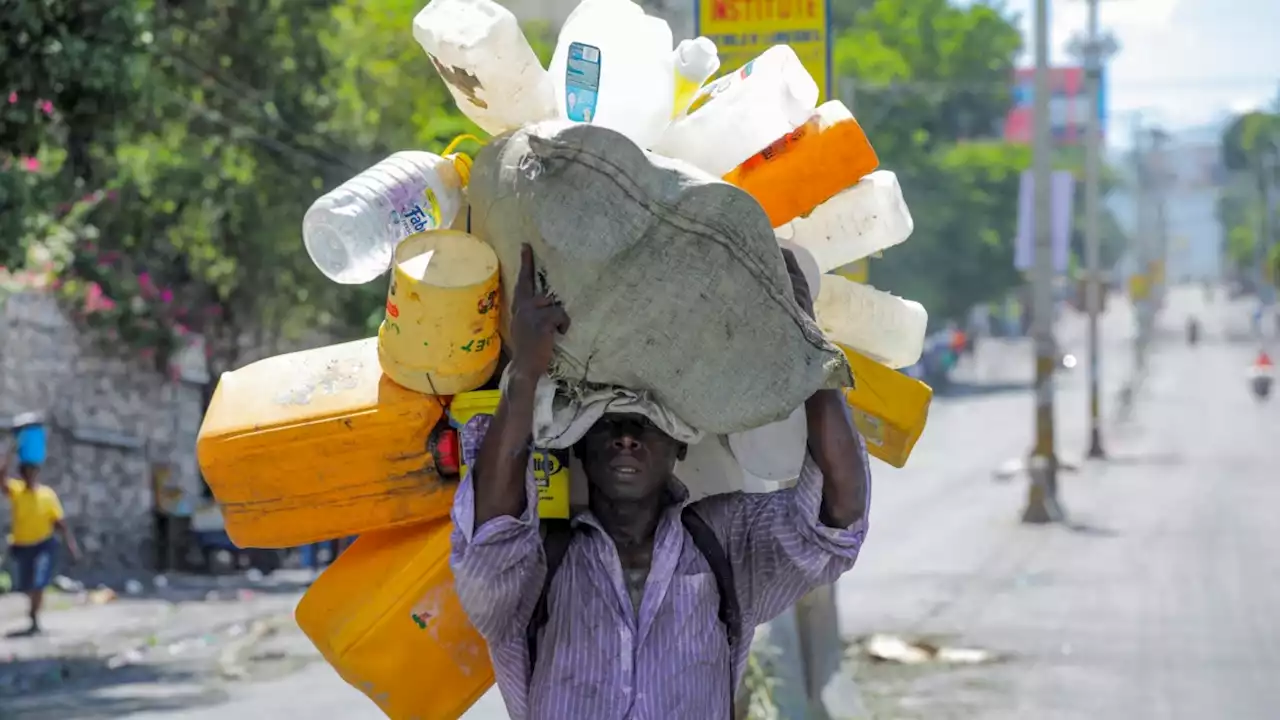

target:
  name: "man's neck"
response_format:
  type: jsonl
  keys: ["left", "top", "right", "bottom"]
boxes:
{"left": 590, "top": 492, "right": 666, "bottom": 556}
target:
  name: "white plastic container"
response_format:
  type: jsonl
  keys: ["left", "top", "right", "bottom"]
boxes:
{"left": 671, "top": 37, "right": 720, "bottom": 119}
{"left": 815, "top": 274, "right": 928, "bottom": 369}
{"left": 413, "top": 0, "right": 557, "bottom": 136}
{"left": 654, "top": 45, "right": 818, "bottom": 177}
{"left": 302, "top": 152, "right": 465, "bottom": 285}
{"left": 727, "top": 408, "right": 807, "bottom": 482}
{"left": 775, "top": 170, "right": 914, "bottom": 274}
{"left": 548, "top": 0, "right": 675, "bottom": 150}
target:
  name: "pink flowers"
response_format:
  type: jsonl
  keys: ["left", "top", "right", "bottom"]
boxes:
{"left": 137, "top": 271, "right": 156, "bottom": 298}
{"left": 6, "top": 92, "right": 16, "bottom": 105}
{"left": 160, "top": 288, "right": 174, "bottom": 304}
{"left": 38, "top": 100, "right": 53, "bottom": 116}
{"left": 84, "top": 282, "right": 118, "bottom": 313}
{"left": 20, "top": 157, "right": 41, "bottom": 172}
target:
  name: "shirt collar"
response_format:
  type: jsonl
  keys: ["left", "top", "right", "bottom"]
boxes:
{"left": 570, "top": 475, "right": 691, "bottom": 530}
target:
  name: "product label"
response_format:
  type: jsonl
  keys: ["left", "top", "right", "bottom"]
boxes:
{"left": 564, "top": 42, "right": 602, "bottom": 123}
{"left": 388, "top": 187, "right": 442, "bottom": 239}
{"left": 687, "top": 59, "right": 755, "bottom": 116}
{"left": 850, "top": 408, "right": 885, "bottom": 448}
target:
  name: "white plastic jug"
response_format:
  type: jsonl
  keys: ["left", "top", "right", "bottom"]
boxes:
{"left": 413, "top": 0, "right": 557, "bottom": 136}
{"left": 672, "top": 37, "right": 720, "bottom": 119}
{"left": 775, "top": 170, "right": 914, "bottom": 274}
{"left": 302, "top": 152, "right": 466, "bottom": 285}
{"left": 727, "top": 408, "right": 807, "bottom": 482}
{"left": 654, "top": 45, "right": 818, "bottom": 177}
{"left": 815, "top": 274, "right": 928, "bottom": 369}
{"left": 548, "top": 0, "right": 675, "bottom": 150}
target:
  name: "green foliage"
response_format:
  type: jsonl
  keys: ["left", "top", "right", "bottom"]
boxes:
{"left": 834, "top": 0, "right": 1027, "bottom": 323}
{"left": 3, "top": 0, "right": 1135, "bottom": 363}
{"left": 836, "top": 0, "right": 1130, "bottom": 323}
{"left": 1217, "top": 106, "right": 1279, "bottom": 281}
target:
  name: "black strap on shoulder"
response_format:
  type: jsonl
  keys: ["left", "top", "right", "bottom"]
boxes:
{"left": 681, "top": 506, "right": 741, "bottom": 719}
{"left": 526, "top": 518, "right": 573, "bottom": 672}
{"left": 680, "top": 506, "right": 741, "bottom": 649}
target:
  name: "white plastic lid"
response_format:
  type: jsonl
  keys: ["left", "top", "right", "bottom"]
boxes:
{"left": 675, "top": 37, "right": 720, "bottom": 79}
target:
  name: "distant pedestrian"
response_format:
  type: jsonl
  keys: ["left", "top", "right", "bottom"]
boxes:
{"left": 4, "top": 455, "right": 80, "bottom": 636}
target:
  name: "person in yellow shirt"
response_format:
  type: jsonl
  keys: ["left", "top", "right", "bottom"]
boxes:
{"left": 4, "top": 459, "right": 80, "bottom": 636}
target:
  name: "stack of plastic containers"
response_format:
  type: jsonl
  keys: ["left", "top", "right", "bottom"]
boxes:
{"left": 193, "top": 0, "right": 940, "bottom": 716}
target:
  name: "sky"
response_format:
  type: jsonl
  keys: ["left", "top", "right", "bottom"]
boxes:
{"left": 994, "top": 0, "right": 1280, "bottom": 147}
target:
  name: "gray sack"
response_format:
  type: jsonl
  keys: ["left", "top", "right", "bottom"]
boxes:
{"left": 467, "top": 121, "right": 853, "bottom": 435}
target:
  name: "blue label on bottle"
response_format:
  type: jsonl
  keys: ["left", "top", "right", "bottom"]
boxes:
{"left": 565, "top": 42, "right": 601, "bottom": 123}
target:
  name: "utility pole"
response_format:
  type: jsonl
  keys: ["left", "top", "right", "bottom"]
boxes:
{"left": 1069, "top": 0, "right": 1118, "bottom": 460}
{"left": 1151, "top": 128, "right": 1170, "bottom": 311}
{"left": 1023, "top": 0, "right": 1062, "bottom": 524}
{"left": 1131, "top": 115, "right": 1149, "bottom": 372}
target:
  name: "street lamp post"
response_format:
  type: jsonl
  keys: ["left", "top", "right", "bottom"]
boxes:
{"left": 1023, "top": 0, "right": 1062, "bottom": 524}
{"left": 1068, "top": 0, "right": 1118, "bottom": 460}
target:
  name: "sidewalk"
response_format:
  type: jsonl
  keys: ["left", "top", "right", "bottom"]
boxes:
{"left": 0, "top": 571, "right": 311, "bottom": 704}
{"left": 836, "top": 290, "right": 1280, "bottom": 719}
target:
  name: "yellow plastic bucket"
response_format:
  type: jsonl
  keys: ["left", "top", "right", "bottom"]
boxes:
{"left": 378, "top": 230, "right": 501, "bottom": 396}
{"left": 296, "top": 519, "right": 494, "bottom": 720}
{"left": 449, "top": 390, "right": 571, "bottom": 520}
{"left": 839, "top": 344, "right": 932, "bottom": 468}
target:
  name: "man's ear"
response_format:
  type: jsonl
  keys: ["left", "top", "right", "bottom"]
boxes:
{"left": 676, "top": 443, "right": 688, "bottom": 462}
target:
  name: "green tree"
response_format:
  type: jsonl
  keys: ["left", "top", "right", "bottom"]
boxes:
{"left": 833, "top": 0, "right": 1027, "bottom": 323}
{"left": 1217, "top": 107, "right": 1279, "bottom": 285}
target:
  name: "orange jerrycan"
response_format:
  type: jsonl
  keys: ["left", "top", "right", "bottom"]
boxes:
{"left": 725, "top": 100, "right": 879, "bottom": 228}
{"left": 196, "top": 337, "right": 458, "bottom": 548}
{"left": 296, "top": 519, "right": 494, "bottom": 720}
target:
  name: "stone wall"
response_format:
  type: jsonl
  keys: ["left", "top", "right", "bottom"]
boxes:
{"left": 0, "top": 292, "right": 206, "bottom": 571}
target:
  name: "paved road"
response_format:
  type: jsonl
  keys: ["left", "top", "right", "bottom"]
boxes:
{"left": 11, "top": 290, "right": 1274, "bottom": 720}
{"left": 839, "top": 289, "right": 1280, "bottom": 720}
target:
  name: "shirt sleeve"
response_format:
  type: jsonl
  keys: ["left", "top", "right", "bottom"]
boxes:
{"left": 693, "top": 431, "right": 871, "bottom": 627}
{"left": 448, "top": 414, "right": 547, "bottom": 644}
{"left": 44, "top": 489, "right": 65, "bottom": 522}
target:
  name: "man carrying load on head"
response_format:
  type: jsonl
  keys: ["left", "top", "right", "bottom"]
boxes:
{"left": 451, "top": 244, "right": 872, "bottom": 719}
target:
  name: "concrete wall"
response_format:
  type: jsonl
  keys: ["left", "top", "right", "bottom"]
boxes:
{"left": 0, "top": 292, "right": 206, "bottom": 570}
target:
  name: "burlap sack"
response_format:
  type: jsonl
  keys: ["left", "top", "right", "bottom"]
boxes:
{"left": 467, "top": 121, "right": 852, "bottom": 434}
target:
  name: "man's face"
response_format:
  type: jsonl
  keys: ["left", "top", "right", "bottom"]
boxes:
{"left": 578, "top": 413, "right": 684, "bottom": 502}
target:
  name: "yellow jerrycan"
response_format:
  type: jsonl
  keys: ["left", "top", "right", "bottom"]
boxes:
{"left": 840, "top": 345, "right": 933, "bottom": 468}
{"left": 295, "top": 519, "right": 494, "bottom": 720}
{"left": 196, "top": 337, "right": 458, "bottom": 548}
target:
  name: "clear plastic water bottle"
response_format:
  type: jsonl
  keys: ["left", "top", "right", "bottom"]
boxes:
{"left": 302, "top": 152, "right": 467, "bottom": 285}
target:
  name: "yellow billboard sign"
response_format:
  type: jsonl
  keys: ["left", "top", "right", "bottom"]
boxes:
{"left": 696, "top": 0, "right": 833, "bottom": 102}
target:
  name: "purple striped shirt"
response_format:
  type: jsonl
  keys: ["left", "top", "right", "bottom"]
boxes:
{"left": 450, "top": 415, "right": 871, "bottom": 719}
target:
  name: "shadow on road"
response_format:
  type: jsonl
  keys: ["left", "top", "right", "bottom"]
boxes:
{"left": 1100, "top": 452, "right": 1184, "bottom": 468}
{"left": 0, "top": 656, "right": 229, "bottom": 719}
{"left": 1064, "top": 520, "right": 1120, "bottom": 538}
{"left": 935, "top": 381, "right": 1031, "bottom": 399}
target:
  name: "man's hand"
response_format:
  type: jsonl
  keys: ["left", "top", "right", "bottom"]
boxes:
{"left": 781, "top": 247, "right": 815, "bottom": 318}
{"left": 509, "top": 244, "right": 570, "bottom": 379}
{"left": 472, "top": 245, "right": 570, "bottom": 527}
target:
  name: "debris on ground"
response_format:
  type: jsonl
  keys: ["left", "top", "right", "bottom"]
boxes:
{"left": 859, "top": 634, "right": 1002, "bottom": 666}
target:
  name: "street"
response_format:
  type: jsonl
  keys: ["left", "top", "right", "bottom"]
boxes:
{"left": 3, "top": 289, "right": 1277, "bottom": 720}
